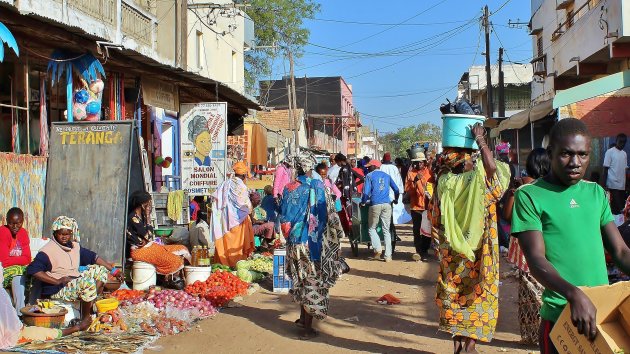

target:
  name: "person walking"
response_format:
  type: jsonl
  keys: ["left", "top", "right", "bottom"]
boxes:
{"left": 428, "top": 123, "right": 510, "bottom": 353}
{"left": 602, "top": 133, "right": 628, "bottom": 215}
{"left": 279, "top": 154, "right": 342, "bottom": 340}
{"left": 273, "top": 157, "right": 293, "bottom": 201}
{"left": 405, "top": 153, "right": 434, "bottom": 262}
{"left": 380, "top": 152, "right": 406, "bottom": 241}
{"left": 512, "top": 119, "right": 630, "bottom": 354}
{"left": 333, "top": 153, "right": 364, "bottom": 237}
{"left": 361, "top": 159, "right": 400, "bottom": 262}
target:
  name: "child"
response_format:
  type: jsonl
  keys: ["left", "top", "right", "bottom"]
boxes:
{"left": 0, "top": 208, "right": 31, "bottom": 313}
{"left": 261, "top": 185, "right": 278, "bottom": 223}
{"left": 512, "top": 118, "right": 630, "bottom": 354}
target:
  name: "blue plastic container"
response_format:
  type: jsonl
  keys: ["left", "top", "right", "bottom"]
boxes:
{"left": 273, "top": 249, "right": 292, "bottom": 293}
{"left": 441, "top": 114, "right": 486, "bottom": 149}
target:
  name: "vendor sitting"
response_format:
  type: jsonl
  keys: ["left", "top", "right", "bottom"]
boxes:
{"left": 127, "top": 191, "right": 191, "bottom": 289}
{"left": 250, "top": 191, "right": 276, "bottom": 250}
{"left": 26, "top": 216, "right": 121, "bottom": 324}
{"left": 0, "top": 208, "right": 31, "bottom": 314}
{"left": 0, "top": 266, "right": 89, "bottom": 350}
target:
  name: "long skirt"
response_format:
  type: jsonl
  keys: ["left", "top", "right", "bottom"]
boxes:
{"left": 214, "top": 217, "right": 255, "bottom": 268}
{"left": 131, "top": 243, "right": 189, "bottom": 275}
{"left": 2, "top": 265, "right": 26, "bottom": 288}
{"left": 51, "top": 265, "right": 109, "bottom": 302}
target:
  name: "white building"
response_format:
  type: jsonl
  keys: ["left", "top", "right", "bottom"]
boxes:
{"left": 458, "top": 64, "right": 533, "bottom": 118}
{"left": 529, "top": 0, "right": 630, "bottom": 139}
{"left": 187, "top": 0, "right": 254, "bottom": 94}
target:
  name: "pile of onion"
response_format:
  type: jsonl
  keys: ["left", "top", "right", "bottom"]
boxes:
{"left": 146, "top": 288, "right": 216, "bottom": 317}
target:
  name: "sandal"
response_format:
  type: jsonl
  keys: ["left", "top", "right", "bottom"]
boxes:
{"left": 294, "top": 319, "right": 305, "bottom": 328}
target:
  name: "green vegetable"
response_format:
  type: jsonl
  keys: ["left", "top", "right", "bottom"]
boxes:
{"left": 237, "top": 268, "right": 253, "bottom": 282}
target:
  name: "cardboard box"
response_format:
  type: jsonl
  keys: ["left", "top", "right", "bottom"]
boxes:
{"left": 551, "top": 281, "right": 630, "bottom": 354}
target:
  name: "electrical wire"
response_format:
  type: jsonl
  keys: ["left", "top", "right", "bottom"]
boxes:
{"left": 309, "top": 17, "right": 471, "bottom": 27}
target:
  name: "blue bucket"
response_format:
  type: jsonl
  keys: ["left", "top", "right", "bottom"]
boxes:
{"left": 441, "top": 114, "right": 486, "bottom": 149}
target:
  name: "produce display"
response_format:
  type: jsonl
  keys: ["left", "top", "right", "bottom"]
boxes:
{"left": 110, "top": 289, "right": 145, "bottom": 301}
{"left": 145, "top": 288, "right": 216, "bottom": 316}
{"left": 184, "top": 270, "right": 249, "bottom": 307}
{"left": 87, "top": 309, "right": 128, "bottom": 333}
{"left": 211, "top": 264, "right": 231, "bottom": 272}
{"left": 249, "top": 254, "right": 273, "bottom": 274}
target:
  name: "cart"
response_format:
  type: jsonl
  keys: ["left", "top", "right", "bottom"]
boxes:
{"left": 349, "top": 198, "right": 397, "bottom": 257}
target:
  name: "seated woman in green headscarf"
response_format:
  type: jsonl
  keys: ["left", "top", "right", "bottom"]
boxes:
{"left": 428, "top": 123, "right": 510, "bottom": 353}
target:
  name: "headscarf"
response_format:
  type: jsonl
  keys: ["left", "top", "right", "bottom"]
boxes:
{"left": 442, "top": 147, "right": 471, "bottom": 170}
{"left": 295, "top": 152, "right": 316, "bottom": 172}
{"left": 249, "top": 191, "right": 262, "bottom": 207}
{"left": 496, "top": 142, "right": 510, "bottom": 155}
{"left": 623, "top": 195, "right": 630, "bottom": 221}
{"left": 188, "top": 115, "right": 208, "bottom": 143}
{"left": 233, "top": 161, "right": 249, "bottom": 176}
{"left": 51, "top": 216, "right": 80, "bottom": 245}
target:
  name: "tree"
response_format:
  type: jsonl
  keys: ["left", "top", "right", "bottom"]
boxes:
{"left": 240, "top": 0, "right": 320, "bottom": 97}
{"left": 381, "top": 122, "right": 441, "bottom": 158}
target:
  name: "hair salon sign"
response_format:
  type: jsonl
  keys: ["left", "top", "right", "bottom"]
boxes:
{"left": 179, "top": 102, "right": 228, "bottom": 196}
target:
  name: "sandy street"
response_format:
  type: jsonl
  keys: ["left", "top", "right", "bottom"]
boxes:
{"left": 149, "top": 225, "right": 537, "bottom": 354}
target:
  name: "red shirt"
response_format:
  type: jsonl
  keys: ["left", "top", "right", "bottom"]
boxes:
{"left": 0, "top": 225, "right": 32, "bottom": 267}
{"left": 352, "top": 167, "right": 365, "bottom": 193}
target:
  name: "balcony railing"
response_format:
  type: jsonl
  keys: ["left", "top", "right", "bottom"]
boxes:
{"left": 68, "top": 0, "right": 116, "bottom": 25}
{"left": 122, "top": 2, "right": 156, "bottom": 46}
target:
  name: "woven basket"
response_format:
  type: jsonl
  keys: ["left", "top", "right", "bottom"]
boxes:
{"left": 20, "top": 306, "right": 68, "bottom": 329}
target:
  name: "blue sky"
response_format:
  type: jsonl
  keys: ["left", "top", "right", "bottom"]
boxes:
{"left": 271, "top": 0, "right": 532, "bottom": 133}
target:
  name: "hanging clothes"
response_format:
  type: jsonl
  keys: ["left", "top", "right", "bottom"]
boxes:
{"left": 39, "top": 76, "right": 49, "bottom": 155}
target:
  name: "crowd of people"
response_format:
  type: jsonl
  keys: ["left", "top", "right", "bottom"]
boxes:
{"left": 1, "top": 121, "right": 629, "bottom": 352}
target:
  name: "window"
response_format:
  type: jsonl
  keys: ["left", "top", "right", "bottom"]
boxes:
{"left": 196, "top": 31, "right": 203, "bottom": 69}
{"left": 232, "top": 51, "right": 237, "bottom": 83}
{"left": 537, "top": 35, "right": 543, "bottom": 57}
{"left": 566, "top": 9, "right": 574, "bottom": 28}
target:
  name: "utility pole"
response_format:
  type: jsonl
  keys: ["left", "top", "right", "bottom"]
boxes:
{"left": 498, "top": 47, "right": 506, "bottom": 118}
{"left": 288, "top": 52, "right": 299, "bottom": 155}
{"left": 483, "top": 5, "right": 493, "bottom": 117}
{"left": 285, "top": 76, "right": 294, "bottom": 154}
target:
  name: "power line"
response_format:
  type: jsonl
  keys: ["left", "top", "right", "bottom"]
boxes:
{"left": 309, "top": 17, "right": 470, "bottom": 27}
{"left": 331, "top": 0, "right": 450, "bottom": 49}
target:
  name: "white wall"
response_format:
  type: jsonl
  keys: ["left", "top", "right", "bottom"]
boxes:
{"left": 531, "top": 0, "right": 629, "bottom": 103}
{"left": 187, "top": 0, "right": 246, "bottom": 94}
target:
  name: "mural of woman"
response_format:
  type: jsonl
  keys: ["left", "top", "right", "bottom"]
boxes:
{"left": 188, "top": 115, "right": 212, "bottom": 167}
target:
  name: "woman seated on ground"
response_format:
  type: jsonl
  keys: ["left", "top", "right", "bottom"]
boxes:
{"left": 126, "top": 191, "right": 191, "bottom": 289}
{"left": 0, "top": 266, "right": 90, "bottom": 349}
{"left": 26, "top": 216, "right": 121, "bottom": 324}
{"left": 250, "top": 191, "right": 276, "bottom": 250}
{"left": 0, "top": 208, "right": 31, "bottom": 314}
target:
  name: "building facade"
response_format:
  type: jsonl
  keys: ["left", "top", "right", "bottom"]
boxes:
{"left": 261, "top": 76, "right": 359, "bottom": 155}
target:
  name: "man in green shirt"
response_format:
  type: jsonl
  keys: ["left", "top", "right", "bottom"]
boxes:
{"left": 512, "top": 118, "right": 630, "bottom": 354}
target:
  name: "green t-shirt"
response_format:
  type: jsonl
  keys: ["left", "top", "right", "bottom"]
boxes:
{"left": 511, "top": 179, "right": 614, "bottom": 322}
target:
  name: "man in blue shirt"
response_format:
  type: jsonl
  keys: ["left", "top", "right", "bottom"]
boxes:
{"left": 361, "top": 159, "right": 400, "bottom": 262}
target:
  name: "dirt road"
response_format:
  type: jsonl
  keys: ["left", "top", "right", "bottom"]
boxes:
{"left": 149, "top": 225, "right": 537, "bottom": 354}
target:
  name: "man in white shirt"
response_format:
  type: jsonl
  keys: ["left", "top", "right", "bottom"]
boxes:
{"left": 379, "top": 152, "right": 408, "bottom": 241}
{"left": 327, "top": 153, "right": 341, "bottom": 183}
{"left": 603, "top": 133, "right": 628, "bottom": 214}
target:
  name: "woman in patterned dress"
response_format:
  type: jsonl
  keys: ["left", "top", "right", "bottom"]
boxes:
{"left": 428, "top": 123, "right": 510, "bottom": 353}
{"left": 27, "top": 216, "right": 122, "bottom": 324}
{"left": 279, "top": 154, "right": 342, "bottom": 340}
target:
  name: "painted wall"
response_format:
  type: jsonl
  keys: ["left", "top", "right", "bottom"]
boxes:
{"left": 531, "top": 0, "right": 629, "bottom": 103}
{"left": 187, "top": 0, "right": 246, "bottom": 94}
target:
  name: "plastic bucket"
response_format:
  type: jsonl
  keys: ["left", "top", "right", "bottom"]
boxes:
{"left": 441, "top": 114, "right": 486, "bottom": 149}
{"left": 184, "top": 266, "right": 212, "bottom": 285}
{"left": 132, "top": 261, "right": 156, "bottom": 290}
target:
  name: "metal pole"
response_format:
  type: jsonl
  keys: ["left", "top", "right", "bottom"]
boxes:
{"left": 25, "top": 56, "right": 31, "bottom": 154}
{"left": 289, "top": 52, "right": 299, "bottom": 151}
{"left": 484, "top": 5, "right": 493, "bottom": 117}
{"left": 498, "top": 47, "right": 505, "bottom": 118}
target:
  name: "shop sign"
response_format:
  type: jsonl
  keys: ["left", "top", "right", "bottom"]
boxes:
{"left": 142, "top": 78, "right": 179, "bottom": 112}
{"left": 180, "top": 102, "right": 228, "bottom": 196}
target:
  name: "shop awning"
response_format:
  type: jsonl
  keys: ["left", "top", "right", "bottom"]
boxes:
{"left": 490, "top": 99, "right": 554, "bottom": 137}
{"left": 553, "top": 70, "right": 630, "bottom": 108}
